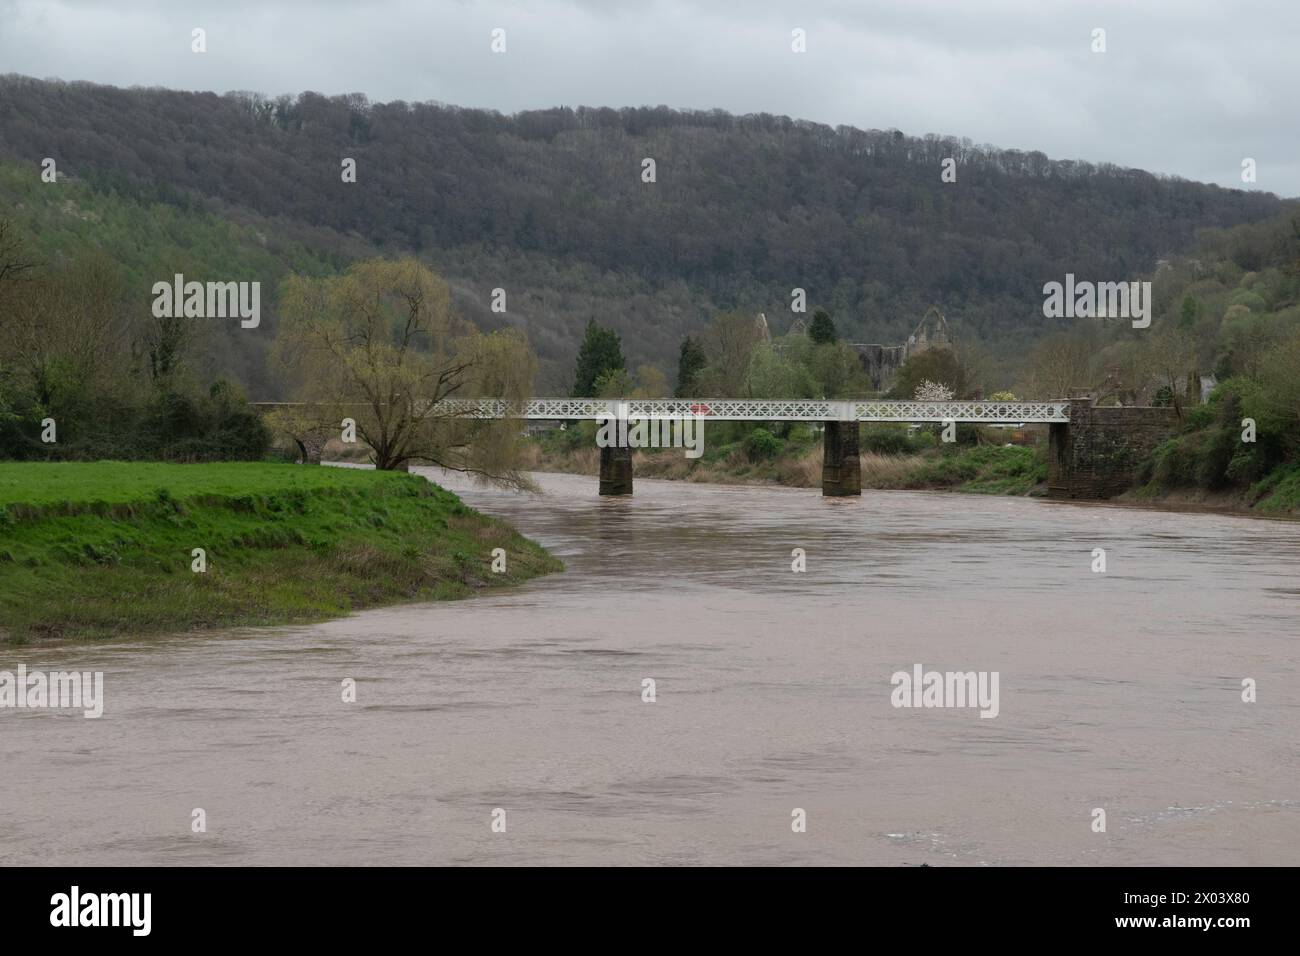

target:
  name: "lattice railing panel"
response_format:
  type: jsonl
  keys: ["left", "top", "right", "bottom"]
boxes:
{"left": 850, "top": 400, "right": 1069, "bottom": 422}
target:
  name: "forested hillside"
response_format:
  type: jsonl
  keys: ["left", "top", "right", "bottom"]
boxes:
{"left": 0, "top": 74, "right": 1286, "bottom": 392}
{"left": 0, "top": 161, "right": 358, "bottom": 399}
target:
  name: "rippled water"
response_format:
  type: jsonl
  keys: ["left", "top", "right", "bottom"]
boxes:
{"left": 2, "top": 470, "right": 1298, "bottom": 865}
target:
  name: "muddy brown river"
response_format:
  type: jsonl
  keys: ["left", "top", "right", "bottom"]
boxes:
{"left": 2, "top": 470, "right": 1297, "bottom": 865}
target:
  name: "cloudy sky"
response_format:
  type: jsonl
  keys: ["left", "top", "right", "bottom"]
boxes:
{"left": 3, "top": 0, "right": 1296, "bottom": 195}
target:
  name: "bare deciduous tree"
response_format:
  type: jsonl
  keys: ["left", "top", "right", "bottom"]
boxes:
{"left": 696, "top": 311, "right": 766, "bottom": 396}
{"left": 1143, "top": 327, "right": 1199, "bottom": 418}
{"left": 1020, "top": 331, "right": 1097, "bottom": 399}
{"left": 0, "top": 219, "right": 35, "bottom": 290}
{"left": 4, "top": 253, "right": 129, "bottom": 408}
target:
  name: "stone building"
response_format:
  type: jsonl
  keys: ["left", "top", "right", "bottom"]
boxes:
{"left": 851, "top": 306, "right": 952, "bottom": 393}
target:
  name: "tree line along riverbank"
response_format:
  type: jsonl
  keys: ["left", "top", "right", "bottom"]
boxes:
{"left": 0, "top": 462, "right": 561, "bottom": 644}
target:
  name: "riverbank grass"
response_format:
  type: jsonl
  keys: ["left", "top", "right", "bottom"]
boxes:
{"left": 1248, "top": 462, "right": 1300, "bottom": 513}
{"left": 867, "top": 445, "right": 1048, "bottom": 495}
{"left": 0, "top": 462, "right": 561, "bottom": 644}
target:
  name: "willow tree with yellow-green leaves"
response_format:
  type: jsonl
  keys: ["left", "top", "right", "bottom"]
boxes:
{"left": 273, "top": 258, "right": 536, "bottom": 484}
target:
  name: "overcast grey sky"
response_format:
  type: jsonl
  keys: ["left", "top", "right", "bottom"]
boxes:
{"left": 3, "top": 0, "right": 1296, "bottom": 196}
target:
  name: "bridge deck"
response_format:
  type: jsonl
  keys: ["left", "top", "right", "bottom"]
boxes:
{"left": 427, "top": 398, "right": 1071, "bottom": 423}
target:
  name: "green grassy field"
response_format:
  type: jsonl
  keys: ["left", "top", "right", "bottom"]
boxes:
{"left": 0, "top": 462, "right": 561, "bottom": 643}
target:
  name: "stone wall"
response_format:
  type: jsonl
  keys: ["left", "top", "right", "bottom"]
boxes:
{"left": 1048, "top": 399, "right": 1179, "bottom": 499}
{"left": 853, "top": 343, "right": 907, "bottom": 392}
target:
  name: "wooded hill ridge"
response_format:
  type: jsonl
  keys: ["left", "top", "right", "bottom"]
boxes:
{"left": 0, "top": 74, "right": 1285, "bottom": 392}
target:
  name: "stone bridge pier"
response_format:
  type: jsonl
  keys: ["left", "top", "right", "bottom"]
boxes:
{"left": 598, "top": 444, "right": 634, "bottom": 496}
{"left": 292, "top": 428, "right": 329, "bottom": 465}
{"left": 1048, "top": 398, "right": 1179, "bottom": 499}
{"left": 821, "top": 421, "right": 861, "bottom": 497}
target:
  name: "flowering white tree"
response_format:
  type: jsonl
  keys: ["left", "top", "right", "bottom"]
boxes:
{"left": 914, "top": 379, "right": 955, "bottom": 402}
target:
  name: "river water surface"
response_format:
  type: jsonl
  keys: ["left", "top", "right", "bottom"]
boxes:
{"left": 3, "top": 470, "right": 1298, "bottom": 865}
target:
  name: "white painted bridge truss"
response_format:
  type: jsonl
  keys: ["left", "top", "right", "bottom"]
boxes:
{"left": 431, "top": 398, "right": 1071, "bottom": 423}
